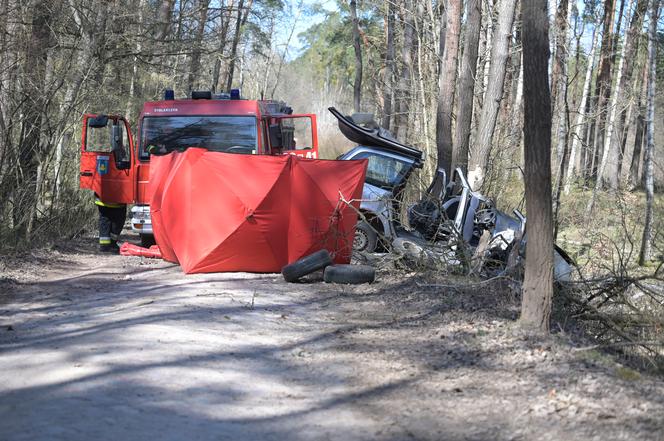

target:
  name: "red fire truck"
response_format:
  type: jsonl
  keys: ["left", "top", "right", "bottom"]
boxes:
{"left": 80, "top": 90, "right": 319, "bottom": 245}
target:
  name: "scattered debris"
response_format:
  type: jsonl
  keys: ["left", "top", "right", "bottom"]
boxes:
{"left": 332, "top": 108, "right": 576, "bottom": 282}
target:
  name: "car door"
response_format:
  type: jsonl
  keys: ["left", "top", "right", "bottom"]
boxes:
{"left": 266, "top": 114, "right": 319, "bottom": 159}
{"left": 79, "top": 114, "right": 135, "bottom": 204}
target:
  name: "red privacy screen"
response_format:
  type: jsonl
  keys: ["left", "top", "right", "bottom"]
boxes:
{"left": 149, "top": 148, "right": 367, "bottom": 274}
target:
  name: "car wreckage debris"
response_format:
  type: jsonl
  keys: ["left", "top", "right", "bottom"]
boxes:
{"left": 332, "top": 107, "right": 575, "bottom": 282}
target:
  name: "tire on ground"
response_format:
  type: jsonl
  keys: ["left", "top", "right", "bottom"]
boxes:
{"left": 281, "top": 249, "right": 333, "bottom": 282}
{"left": 353, "top": 221, "right": 378, "bottom": 253}
{"left": 323, "top": 264, "right": 376, "bottom": 284}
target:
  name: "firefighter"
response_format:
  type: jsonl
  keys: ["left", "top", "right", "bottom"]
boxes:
{"left": 95, "top": 194, "right": 126, "bottom": 253}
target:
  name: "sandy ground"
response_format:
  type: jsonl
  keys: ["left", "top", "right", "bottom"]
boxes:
{"left": 1, "top": 239, "right": 664, "bottom": 441}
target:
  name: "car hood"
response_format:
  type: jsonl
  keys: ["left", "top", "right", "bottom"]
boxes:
{"left": 329, "top": 107, "right": 424, "bottom": 166}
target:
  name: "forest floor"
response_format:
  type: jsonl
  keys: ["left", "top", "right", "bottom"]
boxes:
{"left": 1, "top": 236, "right": 664, "bottom": 441}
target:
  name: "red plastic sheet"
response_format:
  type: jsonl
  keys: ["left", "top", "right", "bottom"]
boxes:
{"left": 119, "top": 242, "right": 162, "bottom": 259}
{"left": 149, "top": 149, "right": 367, "bottom": 274}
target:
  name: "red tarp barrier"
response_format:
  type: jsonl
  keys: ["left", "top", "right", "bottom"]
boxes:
{"left": 149, "top": 148, "right": 367, "bottom": 274}
{"left": 119, "top": 242, "right": 162, "bottom": 259}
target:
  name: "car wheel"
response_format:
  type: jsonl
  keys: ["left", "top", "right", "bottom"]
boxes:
{"left": 281, "top": 249, "right": 333, "bottom": 282}
{"left": 323, "top": 264, "right": 376, "bottom": 284}
{"left": 353, "top": 221, "right": 378, "bottom": 253}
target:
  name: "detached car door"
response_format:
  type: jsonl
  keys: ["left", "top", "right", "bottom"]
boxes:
{"left": 79, "top": 114, "right": 135, "bottom": 204}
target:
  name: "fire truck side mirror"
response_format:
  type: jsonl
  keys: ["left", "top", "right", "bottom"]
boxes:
{"left": 268, "top": 124, "right": 282, "bottom": 150}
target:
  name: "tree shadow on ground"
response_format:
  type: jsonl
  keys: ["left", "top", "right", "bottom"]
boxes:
{"left": 1, "top": 265, "right": 663, "bottom": 440}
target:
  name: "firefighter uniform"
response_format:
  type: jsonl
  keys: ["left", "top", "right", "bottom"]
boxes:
{"left": 95, "top": 195, "right": 126, "bottom": 253}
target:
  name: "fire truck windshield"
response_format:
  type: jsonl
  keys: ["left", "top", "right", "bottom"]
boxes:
{"left": 140, "top": 116, "right": 257, "bottom": 158}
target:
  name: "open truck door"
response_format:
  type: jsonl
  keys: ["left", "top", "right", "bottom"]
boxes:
{"left": 80, "top": 114, "right": 135, "bottom": 204}
{"left": 267, "top": 114, "right": 318, "bottom": 159}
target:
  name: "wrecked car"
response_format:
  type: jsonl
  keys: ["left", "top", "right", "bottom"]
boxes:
{"left": 330, "top": 107, "right": 574, "bottom": 281}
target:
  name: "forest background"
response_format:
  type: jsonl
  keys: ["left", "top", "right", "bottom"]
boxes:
{"left": 0, "top": 0, "right": 662, "bottom": 272}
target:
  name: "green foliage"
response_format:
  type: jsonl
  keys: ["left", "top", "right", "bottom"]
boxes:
{"left": 292, "top": 2, "right": 384, "bottom": 111}
{"left": 296, "top": 12, "right": 355, "bottom": 89}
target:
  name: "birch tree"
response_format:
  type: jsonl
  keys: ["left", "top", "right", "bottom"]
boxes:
{"left": 468, "top": 0, "right": 517, "bottom": 190}
{"left": 603, "top": 0, "right": 649, "bottom": 188}
{"left": 639, "top": 0, "right": 660, "bottom": 265}
{"left": 564, "top": 25, "right": 599, "bottom": 194}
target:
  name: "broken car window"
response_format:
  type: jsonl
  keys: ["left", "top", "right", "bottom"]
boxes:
{"left": 352, "top": 151, "right": 412, "bottom": 189}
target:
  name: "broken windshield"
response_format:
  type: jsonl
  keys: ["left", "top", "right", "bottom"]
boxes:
{"left": 139, "top": 116, "right": 258, "bottom": 159}
{"left": 351, "top": 151, "right": 413, "bottom": 190}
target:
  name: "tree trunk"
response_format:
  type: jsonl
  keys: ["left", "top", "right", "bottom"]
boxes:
{"left": 478, "top": 0, "right": 494, "bottom": 111}
{"left": 564, "top": 26, "right": 599, "bottom": 194}
{"left": 187, "top": 0, "right": 210, "bottom": 93}
{"left": 435, "top": 0, "right": 462, "bottom": 180}
{"left": 467, "top": 0, "right": 516, "bottom": 190}
{"left": 225, "top": 0, "right": 250, "bottom": 91}
{"left": 604, "top": 0, "right": 648, "bottom": 188}
{"left": 629, "top": 61, "right": 649, "bottom": 188}
{"left": 551, "top": 0, "right": 574, "bottom": 230}
{"left": 589, "top": 0, "right": 617, "bottom": 181}
{"left": 414, "top": 2, "right": 433, "bottom": 162}
{"left": 519, "top": 0, "right": 554, "bottom": 333}
{"left": 453, "top": 0, "right": 482, "bottom": 174}
{"left": 593, "top": 5, "right": 629, "bottom": 194}
{"left": 639, "top": 0, "right": 660, "bottom": 265}
{"left": 211, "top": 0, "right": 233, "bottom": 93}
{"left": 16, "top": 0, "right": 51, "bottom": 239}
{"left": 394, "top": 1, "right": 414, "bottom": 142}
{"left": 127, "top": 0, "right": 146, "bottom": 119}
{"left": 259, "top": 15, "right": 276, "bottom": 99}
{"left": 55, "top": 0, "right": 106, "bottom": 203}
{"left": 550, "top": 0, "right": 570, "bottom": 157}
{"left": 350, "top": 0, "right": 363, "bottom": 112}
{"left": 156, "top": 0, "right": 176, "bottom": 40}
{"left": 381, "top": 0, "right": 395, "bottom": 129}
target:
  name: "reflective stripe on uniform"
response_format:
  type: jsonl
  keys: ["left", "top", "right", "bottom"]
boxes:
{"left": 94, "top": 197, "right": 126, "bottom": 208}
{"left": 99, "top": 237, "right": 112, "bottom": 245}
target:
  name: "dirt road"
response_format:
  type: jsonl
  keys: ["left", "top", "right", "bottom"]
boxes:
{"left": 1, "top": 242, "right": 663, "bottom": 441}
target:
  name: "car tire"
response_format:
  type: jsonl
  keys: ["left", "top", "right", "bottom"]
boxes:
{"left": 140, "top": 234, "right": 156, "bottom": 248}
{"left": 323, "top": 264, "right": 376, "bottom": 284}
{"left": 282, "top": 249, "right": 333, "bottom": 283}
{"left": 353, "top": 221, "right": 378, "bottom": 253}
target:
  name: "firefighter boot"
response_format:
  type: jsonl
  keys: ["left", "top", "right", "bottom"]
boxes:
{"left": 99, "top": 240, "right": 120, "bottom": 254}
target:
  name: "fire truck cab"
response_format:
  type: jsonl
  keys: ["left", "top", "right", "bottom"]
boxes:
{"left": 80, "top": 90, "right": 319, "bottom": 246}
